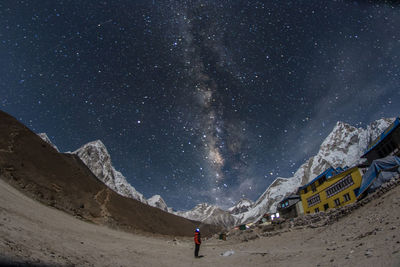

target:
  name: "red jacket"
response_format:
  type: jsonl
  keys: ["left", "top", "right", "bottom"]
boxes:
{"left": 194, "top": 231, "right": 201, "bottom": 245}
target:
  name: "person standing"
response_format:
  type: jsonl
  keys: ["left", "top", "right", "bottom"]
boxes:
{"left": 194, "top": 228, "right": 201, "bottom": 258}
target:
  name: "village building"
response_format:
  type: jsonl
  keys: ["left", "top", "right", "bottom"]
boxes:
{"left": 277, "top": 195, "right": 303, "bottom": 219}
{"left": 298, "top": 166, "right": 365, "bottom": 214}
{"left": 362, "top": 117, "right": 400, "bottom": 164}
{"left": 356, "top": 156, "right": 400, "bottom": 199}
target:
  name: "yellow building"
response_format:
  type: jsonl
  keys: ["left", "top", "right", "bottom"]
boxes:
{"left": 298, "top": 166, "right": 364, "bottom": 214}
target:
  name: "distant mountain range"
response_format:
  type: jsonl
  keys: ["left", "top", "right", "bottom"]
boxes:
{"left": 173, "top": 203, "right": 237, "bottom": 228}
{"left": 39, "top": 118, "right": 395, "bottom": 228}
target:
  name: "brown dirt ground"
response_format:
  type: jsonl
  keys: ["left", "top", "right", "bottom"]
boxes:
{"left": 1, "top": 175, "right": 400, "bottom": 267}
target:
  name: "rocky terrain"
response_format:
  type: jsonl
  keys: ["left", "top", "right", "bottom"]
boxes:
{"left": 38, "top": 118, "right": 395, "bottom": 229}
{"left": 233, "top": 118, "right": 395, "bottom": 224}
{"left": 0, "top": 110, "right": 220, "bottom": 238}
{"left": 1, "top": 109, "right": 399, "bottom": 266}
{"left": 1, "top": 171, "right": 399, "bottom": 266}
{"left": 229, "top": 174, "right": 400, "bottom": 240}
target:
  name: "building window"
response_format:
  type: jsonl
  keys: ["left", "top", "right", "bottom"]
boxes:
{"left": 343, "top": 193, "right": 351, "bottom": 202}
{"left": 334, "top": 198, "right": 340, "bottom": 207}
{"left": 324, "top": 203, "right": 329, "bottom": 211}
{"left": 315, "top": 207, "right": 320, "bottom": 213}
{"left": 307, "top": 193, "right": 321, "bottom": 207}
{"left": 325, "top": 174, "right": 355, "bottom": 198}
{"left": 311, "top": 183, "right": 317, "bottom": 192}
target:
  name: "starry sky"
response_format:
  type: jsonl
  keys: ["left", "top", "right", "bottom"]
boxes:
{"left": 1, "top": 0, "right": 399, "bottom": 210}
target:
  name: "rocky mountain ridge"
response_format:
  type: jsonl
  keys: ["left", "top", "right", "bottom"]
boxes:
{"left": 228, "top": 198, "right": 254, "bottom": 215}
{"left": 37, "top": 135, "right": 173, "bottom": 211}
{"left": 72, "top": 140, "right": 148, "bottom": 204}
{"left": 234, "top": 118, "right": 395, "bottom": 224}
{"left": 174, "top": 203, "right": 237, "bottom": 228}
{"left": 0, "top": 110, "right": 220, "bottom": 238}
{"left": 37, "top": 117, "right": 395, "bottom": 227}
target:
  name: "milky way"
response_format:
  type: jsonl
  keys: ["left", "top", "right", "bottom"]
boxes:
{"left": 1, "top": 0, "right": 399, "bottom": 210}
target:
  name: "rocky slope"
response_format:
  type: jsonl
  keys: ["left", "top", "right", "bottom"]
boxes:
{"left": 71, "top": 139, "right": 236, "bottom": 226}
{"left": 0, "top": 110, "right": 220, "bottom": 237}
{"left": 2, "top": 167, "right": 400, "bottom": 266}
{"left": 38, "top": 117, "right": 396, "bottom": 228}
{"left": 70, "top": 139, "right": 236, "bottom": 226}
{"left": 37, "top": 135, "right": 174, "bottom": 212}
{"left": 234, "top": 118, "right": 395, "bottom": 224}
{"left": 73, "top": 140, "right": 147, "bottom": 204}
{"left": 228, "top": 198, "right": 253, "bottom": 215}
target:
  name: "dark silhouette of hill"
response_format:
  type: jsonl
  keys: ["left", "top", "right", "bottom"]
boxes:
{"left": 0, "top": 110, "right": 220, "bottom": 237}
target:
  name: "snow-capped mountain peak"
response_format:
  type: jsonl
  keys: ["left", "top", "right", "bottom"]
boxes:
{"left": 73, "top": 140, "right": 147, "bottom": 204}
{"left": 38, "top": 117, "right": 396, "bottom": 228}
{"left": 233, "top": 118, "right": 395, "bottom": 225}
{"left": 37, "top": 133, "right": 59, "bottom": 152}
{"left": 228, "top": 198, "right": 254, "bottom": 215}
{"left": 175, "top": 203, "right": 237, "bottom": 228}
{"left": 148, "top": 195, "right": 169, "bottom": 212}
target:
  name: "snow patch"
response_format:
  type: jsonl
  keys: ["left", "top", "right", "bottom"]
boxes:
{"left": 73, "top": 140, "right": 148, "bottom": 204}
{"left": 37, "top": 133, "right": 59, "bottom": 152}
{"left": 148, "top": 195, "right": 169, "bottom": 212}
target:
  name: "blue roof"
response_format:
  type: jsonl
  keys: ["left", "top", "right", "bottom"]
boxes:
{"left": 356, "top": 156, "right": 400, "bottom": 198}
{"left": 299, "top": 167, "right": 338, "bottom": 190}
{"left": 336, "top": 167, "right": 344, "bottom": 173}
{"left": 362, "top": 117, "right": 400, "bottom": 158}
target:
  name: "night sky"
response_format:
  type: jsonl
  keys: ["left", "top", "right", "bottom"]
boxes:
{"left": 1, "top": 1, "right": 399, "bottom": 210}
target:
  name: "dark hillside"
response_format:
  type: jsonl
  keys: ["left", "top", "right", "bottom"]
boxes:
{"left": 0, "top": 110, "right": 220, "bottom": 237}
